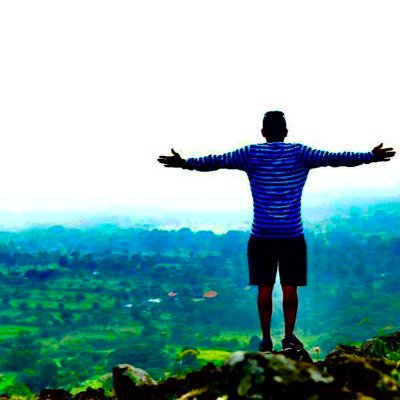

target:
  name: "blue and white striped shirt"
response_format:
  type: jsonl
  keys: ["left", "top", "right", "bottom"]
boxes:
{"left": 185, "top": 142, "right": 375, "bottom": 238}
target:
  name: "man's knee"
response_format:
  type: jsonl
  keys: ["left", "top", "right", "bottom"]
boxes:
{"left": 281, "top": 285, "right": 298, "bottom": 294}
{"left": 257, "top": 284, "right": 274, "bottom": 304}
{"left": 258, "top": 283, "right": 275, "bottom": 291}
{"left": 282, "top": 285, "right": 298, "bottom": 304}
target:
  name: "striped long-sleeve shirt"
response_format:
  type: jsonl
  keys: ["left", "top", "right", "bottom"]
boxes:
{"left": 185, "top": 142, "right": 376, "bottom": 238}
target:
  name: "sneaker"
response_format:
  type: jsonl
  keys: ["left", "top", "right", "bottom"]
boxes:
{"left": 281, "top": 334, "right": 304, "bottom": 351}
{"left": 259, "top": 337, "right": 273, "bottom": 353}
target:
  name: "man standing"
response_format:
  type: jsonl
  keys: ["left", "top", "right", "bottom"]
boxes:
{"left": 157, "top": 111, "right": 395, "bottom": 353}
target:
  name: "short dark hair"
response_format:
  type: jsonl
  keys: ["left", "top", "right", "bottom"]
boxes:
{"left": 262, "top": 111, "right": 286, "bottom": 139}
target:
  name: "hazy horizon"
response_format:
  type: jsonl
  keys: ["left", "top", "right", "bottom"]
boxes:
{"left": 0, "top": 193, "right": 397, "bottom": 231}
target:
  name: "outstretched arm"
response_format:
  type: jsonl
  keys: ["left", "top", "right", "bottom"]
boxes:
{"left": 300, "top": 143, "right": 395, "bottom": 168}
{"left": 158, "top": 146, "right": 250, "bottom": 172}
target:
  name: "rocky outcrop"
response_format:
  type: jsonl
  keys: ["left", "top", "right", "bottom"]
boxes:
{"left": 109, "top": 336, "right": 400, "bottom": 399}
{"left": 28, "top": 332, "right": 400, "bottom": 400}
{"left": 107, "top": 350, "right": 400, "bottom": 399}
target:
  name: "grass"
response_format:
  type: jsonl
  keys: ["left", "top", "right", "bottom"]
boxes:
{"left": 0, "top": 324, "right": 38, "bottom": 337}
{"left": 196, "top": 348, "right": 232, "bottom": 366}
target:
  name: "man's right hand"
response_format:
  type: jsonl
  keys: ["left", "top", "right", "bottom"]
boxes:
{"left": 372, "top": 143, "right": 396, "bottom": 161}
{"left": 157, "top": 148, "right": 190, "bottom": 169}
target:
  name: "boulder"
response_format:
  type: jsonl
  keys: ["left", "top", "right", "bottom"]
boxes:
{"left": 113, "top": 363, "right": 157, "bottom": 400}
{"left": 223, "top": 351, "right": 336, "bottom": 399}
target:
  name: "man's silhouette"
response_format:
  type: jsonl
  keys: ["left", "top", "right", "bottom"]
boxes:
{"left": 157, "top": 111, "right": 395, "bottom": 353}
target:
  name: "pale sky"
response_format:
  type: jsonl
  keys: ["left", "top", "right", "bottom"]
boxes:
{"left": 0, "top": 1, "right": 399, "bottom": 213}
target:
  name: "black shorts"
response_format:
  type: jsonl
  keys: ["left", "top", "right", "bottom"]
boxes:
{"left": 247, "top": 234, "right": 307, "bottom": 286}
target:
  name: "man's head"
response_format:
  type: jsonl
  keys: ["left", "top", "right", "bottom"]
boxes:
{"left": 261, "top": 111, "right": 288, "bottom": 142}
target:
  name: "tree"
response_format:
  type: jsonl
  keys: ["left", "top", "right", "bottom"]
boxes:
{"left": 1, "top": 331, "right": 42, "bottom": 371}
{"left": 60, "top": 309, "right": 75, "bottom": 325}
{"left": 106, "top": 344, "right": 170, "bottom": 379}
{"left": 58, "top": 255, "right": 69, "bottom": 268}
{"left": 20, "top": 359, "right": 59, "bottom": 392}
{"left": 74, "top": 292, "right": 86, "bottom": 302}
{"left": 2, "top": 292, "right": 11, "bottom": 305}
{"left": 19, "top": 301, "right": 29, "bottom": 312}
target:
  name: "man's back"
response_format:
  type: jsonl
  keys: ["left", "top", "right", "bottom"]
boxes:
{"left": 247, "top": 142, "right": 309, "bottom": 238}
{"left": 185, "top": 141, "right": 375, "bottom": 239}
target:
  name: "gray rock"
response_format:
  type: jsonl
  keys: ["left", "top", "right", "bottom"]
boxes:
{"left": 224, "top": 351, "right": 334, "bottom": 399}
{"left": 113, "top": 363, "right": 157, "bottom": 400}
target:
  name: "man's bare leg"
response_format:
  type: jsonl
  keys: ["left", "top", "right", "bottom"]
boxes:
{"left": 257, "top": 284, "right": 274, "bottom": 339}
{"left": 282, "top": 285, "right": 298, "bottom": 338}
